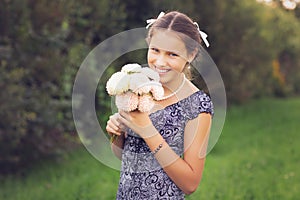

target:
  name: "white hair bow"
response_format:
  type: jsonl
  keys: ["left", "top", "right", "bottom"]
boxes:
{"left": 193, "top": 22, "right": 210, "bottom": 48}
{"left": 146, "top": 12, "right": 165, "bottom": 29}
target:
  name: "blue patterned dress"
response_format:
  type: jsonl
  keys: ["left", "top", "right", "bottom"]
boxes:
{"left": 116, "top": 91, "right": 214, "bottom": 200}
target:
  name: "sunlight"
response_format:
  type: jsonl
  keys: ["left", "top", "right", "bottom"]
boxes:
{"left": 256, "top": 0, "right": 273, "bottom": 3}
{"left": 256, "top": 0, "right": 299, "bottom": 9}
{"left": 282, "top": 0, "right": 297, "bottom": 9}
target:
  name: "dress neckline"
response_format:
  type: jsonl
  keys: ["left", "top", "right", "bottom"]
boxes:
{"left": 149, "top": 90, "right": 202, "bottom": 116}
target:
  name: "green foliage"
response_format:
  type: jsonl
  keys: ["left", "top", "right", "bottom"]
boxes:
{"left": 0, "top": 0, "right": 157, "bottom": 173}
{"left": 1, "top": 0, "right": 300, "bottom": 173}
{"left": 173, "top": 0, "right": 300, "bottom": 102}
{"left": 0, "top": 0, "right": 75, "bottom": 172}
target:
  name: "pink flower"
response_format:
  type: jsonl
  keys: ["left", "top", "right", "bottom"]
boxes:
{"left": 115, "top": 91, "right": 139, "bottom": 111}
{"left": 134, "top": 85, "right": 152, "bottom": 95}
{"left": 151, "top": 84, "right": 164, "bottom": 100}
{"left": 138, "top": 94, "right": 155, "bottom": 112}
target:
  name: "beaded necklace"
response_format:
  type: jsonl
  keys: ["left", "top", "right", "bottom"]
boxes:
{"left": 158, "top": 75, "right": 186, "bottom": 101}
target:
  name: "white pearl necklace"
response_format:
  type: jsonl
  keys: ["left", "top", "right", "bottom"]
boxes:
{"left": 158, "top": 75, "right": 186, "bottom": 101}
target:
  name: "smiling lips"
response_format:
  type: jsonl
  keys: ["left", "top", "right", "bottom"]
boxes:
{"left": 154, "top": 66, "right": 171, "bottom": 74}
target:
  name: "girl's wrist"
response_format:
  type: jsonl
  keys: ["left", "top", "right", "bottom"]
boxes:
{"left": 151, "top": 140, "right": 165, "bottom": 155}
{"left": 144, "top": 132, "right": 164, "bottom": 151}
{"left": 139, "top": 124, "right": 159, "bottom": 139}
{"left": 154, "top": 144, "right": 180, "bottom": 168}
{"left": 144, "top": 133, "right": 180, "bottom": 168}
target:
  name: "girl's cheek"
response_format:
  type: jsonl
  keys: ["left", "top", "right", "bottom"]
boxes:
{"left": 173, "top": 61, "right": 186, "bottom": 72}
{"left": 147, "top": 53, "right": 156, "bottom": 64}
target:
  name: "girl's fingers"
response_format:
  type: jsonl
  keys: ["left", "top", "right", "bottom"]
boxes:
{"left": 106, "top": 111, "right": 133, "bottom": 137}
{"left": 106, "top": 113, "right": 124, "bottom": 136}
{"left": 108, "top": 121, "right": 119, "bottom": 132}
{"left": 110, "top": 114, "right": 121, "bottom": 127}
{"left": 106, "top": 126, "right": 122, "bottom": 136}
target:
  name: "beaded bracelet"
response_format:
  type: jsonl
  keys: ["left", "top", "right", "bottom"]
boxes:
{"left": 152, "top": 141, "right": 164, "bottom": 155}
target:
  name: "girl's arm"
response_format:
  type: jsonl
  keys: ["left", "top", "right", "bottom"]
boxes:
{"left": 119, "top": 111, "right": 212, "bottom": 195}
{"left": 145, "top": 113, "right": 211, "bottom": 194}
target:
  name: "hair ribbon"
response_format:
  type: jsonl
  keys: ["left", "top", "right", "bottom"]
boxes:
{"left": 146, "top": 12, "right": 165, "bottom": 29}
{"left": 193, "top": 22, "right": 210, "bottom": 47}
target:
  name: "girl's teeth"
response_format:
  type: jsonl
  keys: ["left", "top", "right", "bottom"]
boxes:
{"left": 156, "top": 68, "right": 169, "bottom": 73}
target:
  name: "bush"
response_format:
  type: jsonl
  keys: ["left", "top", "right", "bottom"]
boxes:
{"left": 0, "top": 0, "right": 76, "bottom": 173}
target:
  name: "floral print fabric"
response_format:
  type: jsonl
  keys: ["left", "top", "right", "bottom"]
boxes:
{"left": 116, "top": 91, "right": 213, "bottom": 200}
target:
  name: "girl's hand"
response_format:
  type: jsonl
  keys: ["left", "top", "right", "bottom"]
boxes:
{"left": 118, "top": 110, "right": 158, "bottom": 139}
{"left": 106, "top": 113, "right": 126, "bottom": 137}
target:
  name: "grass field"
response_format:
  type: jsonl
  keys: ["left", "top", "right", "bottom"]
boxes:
{"left": 1, "top": 98, "right": 299, "bottom": 200}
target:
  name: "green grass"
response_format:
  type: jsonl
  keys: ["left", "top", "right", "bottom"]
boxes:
{"left": 0, "top": 149, "right": 120, "bottom": 200}
{"left": 189, "top": 97, "right": 300, "bottom": 200}
{"left": 1, "top": 98, "right": 299, "bottom": 200}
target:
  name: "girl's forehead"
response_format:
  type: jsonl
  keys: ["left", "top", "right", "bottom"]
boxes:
{"left": 149, "top": 30, "right": 188, "bottom": 58}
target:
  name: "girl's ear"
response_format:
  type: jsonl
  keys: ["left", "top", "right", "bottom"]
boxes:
{"left": 188, "top": 49, "right": 198, "bottom": 63}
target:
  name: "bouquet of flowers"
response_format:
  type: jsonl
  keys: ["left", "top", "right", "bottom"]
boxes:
{"left": 106, "top": 63, "right": 164, "bottom": 112}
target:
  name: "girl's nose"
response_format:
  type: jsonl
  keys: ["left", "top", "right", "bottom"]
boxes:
{"left": 156, "top": 54, "right": 167, "bottom": 66}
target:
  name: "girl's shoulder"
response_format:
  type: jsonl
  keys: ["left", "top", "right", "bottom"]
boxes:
{"left": 179, "top": 90, "right": 214, "bottom": 119}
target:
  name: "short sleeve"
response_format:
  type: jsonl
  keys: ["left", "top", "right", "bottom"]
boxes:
{"left": 182, "top": 91, "right": 214, "bottom": 120}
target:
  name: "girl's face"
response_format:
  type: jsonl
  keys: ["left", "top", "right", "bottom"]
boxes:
{"left": 147, "top": 30, "right": 191, "bottom": 84}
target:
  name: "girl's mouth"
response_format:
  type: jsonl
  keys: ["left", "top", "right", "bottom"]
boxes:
{"left": 155, "top": 66, "right": 171, "bottom": 74}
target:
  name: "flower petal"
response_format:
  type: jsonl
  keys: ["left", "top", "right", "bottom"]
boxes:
{"left": 121, "top": 63, "right": 142, "bottom": 74}
{"left": 116, "top": 91, "right": 139, "bottom": 111}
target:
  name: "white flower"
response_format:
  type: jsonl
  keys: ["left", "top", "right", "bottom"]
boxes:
{"left": 106, "top": 71, "right": 130, "bottom": 95}
{"left": 121, "top": 63, "right": 142, "bottom": 74}
{"left": 129, "top": 73, "right": 150, "bottom": 92}
{"left": 141, "top": 67, "right": 160, "bottom": 82}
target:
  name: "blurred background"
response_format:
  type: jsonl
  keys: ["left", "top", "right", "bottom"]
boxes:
{"left": 1, "top": 0, "right": 299, "bottom": 199}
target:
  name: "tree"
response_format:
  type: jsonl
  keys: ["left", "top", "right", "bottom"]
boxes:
{"left": 0, "top": 0, "right": 75, "bottom": 173}
{"left": 173, "top": 0, "right": 300, "bottom": 102}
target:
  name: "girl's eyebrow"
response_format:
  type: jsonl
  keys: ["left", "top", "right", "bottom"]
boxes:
{"left": 166, "top": 50, "right": 182, "bottom": 56}
{"left": 150, "top": 46, "right": 179, "bottom": 53}
{"left": 149, "top": 45, "right": 185, "bottom": 57}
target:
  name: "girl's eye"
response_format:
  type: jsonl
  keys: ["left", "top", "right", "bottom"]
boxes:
{"left": 169, "top": 53, "right": 179, "bottom": 57}
{"left": 151, "top": 48, "right": 159, "bottom": 53}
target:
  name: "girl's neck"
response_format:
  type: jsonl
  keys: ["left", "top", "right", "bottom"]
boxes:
{"left": 160, "top": 74, "right": 186, "bottom": 100}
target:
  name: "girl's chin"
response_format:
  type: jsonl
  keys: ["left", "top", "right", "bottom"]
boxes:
{"left": 158, "top": 74, "right": 172, "bottom": 84}
{"left": 158, "top": 72, "right": 169, "bottom": 77}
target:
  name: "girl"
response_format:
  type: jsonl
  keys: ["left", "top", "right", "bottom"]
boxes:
{"left": 106, "top": 11, "right": 213, "bottom": 199}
